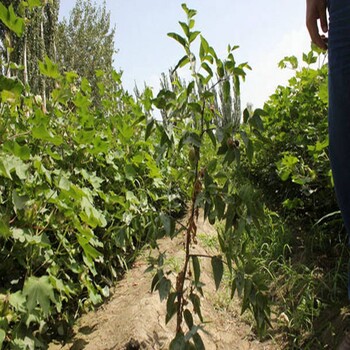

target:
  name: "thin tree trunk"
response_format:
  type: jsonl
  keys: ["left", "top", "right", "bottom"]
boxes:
{"left": 23, "top": 36, "right": 28, "bottom": 86}
{"left": 40, "top": 5, "right": 47, "bottom": 112}
{"left": 6, "top": 32, "right": 11, "bottom": 78}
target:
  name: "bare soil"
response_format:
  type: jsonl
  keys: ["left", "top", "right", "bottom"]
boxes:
{"left": 49, "top": 215, "right": 280, "bottom": 350}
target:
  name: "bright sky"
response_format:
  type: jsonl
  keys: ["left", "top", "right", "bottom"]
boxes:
{"left": 59, "top": 1, "right": 311, "bottom": 109}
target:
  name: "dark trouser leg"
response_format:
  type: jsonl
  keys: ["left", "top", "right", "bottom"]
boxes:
{"left": 328, "top": 1, "right": 350, "bottom": 302}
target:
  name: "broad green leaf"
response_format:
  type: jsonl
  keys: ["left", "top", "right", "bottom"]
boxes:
{"left": 3, "top": 141, "right": 30, "bottom": 160}
{"left": 39, "top": 56, "right": 61, "bottom": 79}
{"left": 9, "top": 290, "right": 26, "bottom": 312}
{"left": 0, "top": 76, "right": 24, "bottom": 95}
{"left": 77, "top": 235, "right": 102, "bottom": 264}
{"left": 211, "top": 256, "right": 224, "bottom": 291}
{"left": 0, "top": 4, "right": 25, "bottom": 37}
{"left": 32, "top": 124, "right": 63, "bottom": 145}
{"left": 125, "top": 164, "right": 137, "bottom": 180}
{"left": 80, "top": 197, "right": 107, "bottom": 228}
{"left": 12, "top": 190, "right": 29, "bottom": 211}
{"left": 23, "top": 276, "right": 55, "bottom": 317}
{"left": 0, "top": 154, "right": 29, "bottom": 179}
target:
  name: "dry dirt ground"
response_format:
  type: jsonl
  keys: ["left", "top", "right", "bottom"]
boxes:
{"left": 49, "top": 215, "right": 280, "bottom": 350}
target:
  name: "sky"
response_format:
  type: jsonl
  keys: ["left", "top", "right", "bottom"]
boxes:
{"left": 59, "top": 0, "right": 312, "bottom": 109}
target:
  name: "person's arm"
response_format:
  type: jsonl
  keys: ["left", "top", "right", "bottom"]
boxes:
{"left": 306, "top": 0, "right": 328, "bottom": 50}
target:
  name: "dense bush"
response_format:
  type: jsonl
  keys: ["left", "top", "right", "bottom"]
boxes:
{"left": 0, "top": 63, "right": 187, "bottom": 348}
{"left": 244, "top": 50, "right": 336, "bottom": 225}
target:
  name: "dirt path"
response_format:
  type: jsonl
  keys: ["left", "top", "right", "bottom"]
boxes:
{"left": 49, "top": 216, "right": 279, "bottom": 350}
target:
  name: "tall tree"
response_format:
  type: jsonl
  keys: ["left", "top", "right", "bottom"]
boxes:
{"left": 56, "top": 0, "right": 116, "bottom": 104}
{"left": 0, "top": 0, "right": 60, "bottom": 100}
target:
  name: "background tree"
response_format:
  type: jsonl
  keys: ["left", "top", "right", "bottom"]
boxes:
{"left": 0, "top": 0, "right": 59, "bottom": 103}
{"left": 56, "top": 0, "right": 116, "bottom": 105}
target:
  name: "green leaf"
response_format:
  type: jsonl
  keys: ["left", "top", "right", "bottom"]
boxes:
{"left": 125, "top": 164, "right": 137, "bottom": 181}
{"left": 173, "top": 55, "right": 190, "bottom": 72}
{"left": 160, "top": 213, "right": 175, "bottom": 237}
{"left": 0, "top": 4, "right": 25, "bottom": 37}
{"left": 193, "top": 333, "right": 205, "bottom": 350}
{"left": 246, "top": 139, "right": 254, "bottom": 163}
{"left": 158, "top": 277, "right": 171, "bottom": 301}
{"left": 170, "top": 332, "right": 186, "bottom": 350}
{"left": 179, "top": 132, "right": 201, "bottom": 150}
{"left": 189, "top": 31, "right": 200, "bottom": 44}
{"left": 32, "top": 124, "right": 63, "bottom": 145}
{"left": 166, "top": 292, "right": 177, "bottom": 324}
{"left": 0, "top": 219, "right": 10, "bottom": 239}
{"left": 0, "top": 154, "right": 29, "bottom": 179}
{"left": 201, "top": 62, "right": 213, "bottom": 77}
{"left": 250, "top": 114, "right": 264, "bottom": 131}
{"left": 192, "top": 255, "right": 200, "bottom": 285}
{"left": 0, "top": 328, "right": 5, "bottom": 348}
{"left": 151, "top": 273, "right": 159, "bottom": 292}
{"left": 39, "top": 56, "right": 61, "bottom": 79}
{"left": 211, "top": 256, "right": 224, "bottom": 291}
{"left": 243, "top": 108, "right": 250, "bottom": 123}
{"left": 179, "top": 21, "right": 190, "bottom": 37}
{"left": 190, "top": 293, "right": 203, "bottom": 322}
{"left": 168, "top": 32, "right": 187, "bottom": 48}
{"left": 3, "top": 141, "right": 30, "bottom": 160}
{"left": 9, "top": 290, "right": 26, "bottom": 312}
{"left": 145, "top": 119, "right": 155, "bottom": 141}
{"left": 0, "top": 76, "right": 23, "bottom": 95}
{"left": 184, "top": 309, "right": 194, "bottom": 329}
{"left": 181, "top": 3, "right": 197, "bottom": 19}
{"left": 28, "top": 0, "right": 42, "bottom": 7}
{"left": 23, "top": 276, "right": 55, "bottom": 317}
{"left": 12, "top": 190, "right": 29, "bottom": 211}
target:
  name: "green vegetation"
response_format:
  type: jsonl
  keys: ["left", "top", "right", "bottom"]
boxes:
{"left": 0, "top": 2, "right": 348, "bottom": 349}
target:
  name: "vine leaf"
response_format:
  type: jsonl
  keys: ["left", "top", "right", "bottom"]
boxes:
{"left": 0, "top": 4, "right": 25, "bottom": 37}
{"left": 211, "top": 256, "right": 224, "bottom": 291}
{"left": 23, "top": 276, "right": 55, "bottom": 317}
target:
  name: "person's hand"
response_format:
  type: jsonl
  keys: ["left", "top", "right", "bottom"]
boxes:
{"left": 306, "top": 0, "right": 328, "bottom": 50}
